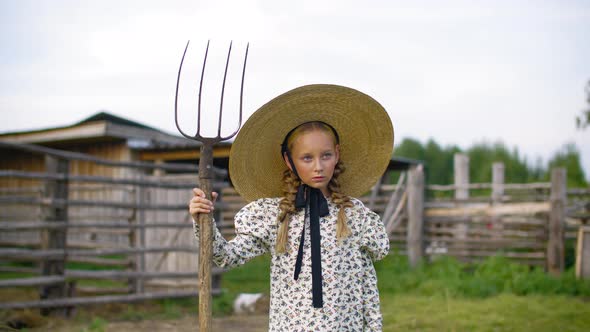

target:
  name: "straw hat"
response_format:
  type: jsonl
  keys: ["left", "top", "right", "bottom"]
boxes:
{"left": 229, "top": 84, "right": 393, "bottom": 202}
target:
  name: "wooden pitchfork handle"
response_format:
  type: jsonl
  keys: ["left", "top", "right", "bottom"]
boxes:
{"left": 174, "top": 40, "right": 249, "bottom": 332}
{"left": 197, "top": 144, "right": 214, "bottom": 330}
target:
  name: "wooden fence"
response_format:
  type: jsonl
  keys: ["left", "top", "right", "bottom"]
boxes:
{"left": 382, "top": 157, "right": 589, "bottom": 274}
{"left": 217, "top": 160, "right": 589, "bottom": 271}
{"left": 0, "top": 141, "right": 226, "bottom": 314}
{"left": 1, "top": 143, "right": 589, "bottom": 314}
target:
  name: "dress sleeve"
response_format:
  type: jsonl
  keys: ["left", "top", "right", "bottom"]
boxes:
{"left": 192, "top": 199, "right": 272, "bottom": 269}
{"left": 361, "top": 251, "right": 383, "bottom": 331}
{"left": 360, "top": 208, "right": 390, "bottom": 262}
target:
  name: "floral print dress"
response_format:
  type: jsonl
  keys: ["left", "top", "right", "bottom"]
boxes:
{"left": 192, "top": 197, "right": 389, "bottom": 331}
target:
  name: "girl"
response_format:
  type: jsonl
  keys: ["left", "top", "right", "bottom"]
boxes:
{"left": 189, "top": 84, "right": 393, "bottom": 331}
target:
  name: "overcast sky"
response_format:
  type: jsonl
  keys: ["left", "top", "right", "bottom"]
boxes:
{"left": 1, "top": 0, "right": 589, "bottom": 180}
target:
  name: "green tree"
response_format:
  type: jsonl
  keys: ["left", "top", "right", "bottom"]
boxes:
{"left": 394, "top": 137, "right": 425, "bottom": 161}
{"left": 466, "top": 141, "right": 539, "bottom": 184}
{"left": 393, "top": 138, "right": 586, "bottom": 187}
{"left": 544, "top": 143, "right": 588, "bottom": 187}
{"left": 394, "top": 137, "right": 459, "bottom": 185}
{"left": 576, "top": 80, "right": 590, "bottom": 130}
{"left": 424, "top": 139, "right": 456, "bottom": 185}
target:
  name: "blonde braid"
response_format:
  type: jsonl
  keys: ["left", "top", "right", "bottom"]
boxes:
{"left": 329, "top": 161, "right": 353, "bottom": 241}
{"left": 275, "top": 169, "right": 300, "bottom": 253}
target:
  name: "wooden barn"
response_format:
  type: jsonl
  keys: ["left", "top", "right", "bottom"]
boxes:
{"left": 0, "top": 112, "right": 235, "bottom": 288}
{"left": 0, "top": 111, "right": 235, "bottom": 170}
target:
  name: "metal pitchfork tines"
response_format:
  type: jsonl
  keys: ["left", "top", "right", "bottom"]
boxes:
{"left": 174, "top": 40, "right": 249, "bottom": 332}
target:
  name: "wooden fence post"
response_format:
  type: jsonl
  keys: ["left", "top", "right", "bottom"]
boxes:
{"left": 547, "top": 168, "right": 566, "bottom": 276}
{"left": 491, "top": 162, "right": 505, "bottom": 238}
{"left": 133, "top": 173, "right": 148, "bottom": 294}
{"left": 40, "top": 155, "right": 69, "bottom": 316}
{"left": 576, "top": 226, "right": 590, "bottom": 280}
{"left": 153, "top": 159, "right": 166, "bottom": 176}
{"left": 368, "top": 174, "right": 384, "bottom": 211}
{"left": 454, "top": 153, "right": 469, "bottom": 200}
{"left": 407, "top": 164, "right": 424, "bottom": 267}
{"left": 453, "top": 154, "right": 469, "bottom": 242}
{"left": 492, "top": 162, "right": 504, "bottom": 203}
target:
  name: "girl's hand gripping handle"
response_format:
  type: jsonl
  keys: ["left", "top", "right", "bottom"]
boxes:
{"left": 189, "top": 188, "right": 218, "bottom": 222}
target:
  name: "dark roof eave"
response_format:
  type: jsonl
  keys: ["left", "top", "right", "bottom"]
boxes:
{"left": 388, "top": 156, "right": 423, "bottom": 171}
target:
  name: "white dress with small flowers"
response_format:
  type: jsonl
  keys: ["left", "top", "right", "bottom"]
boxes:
{"left": 192, "top": 197, "right": 389, "bottom": 331}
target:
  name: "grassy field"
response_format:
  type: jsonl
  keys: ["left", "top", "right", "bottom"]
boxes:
{"left": 374, "top": 254, "right": 590, "bottom": 330}
{"left": 217, "top": 253, "right": 590, "bottom": 331}
{"left": 381, "top": 293, "right": 589, "bottom": 331}
{"left": 2, "top": 253, "right": 590, "bottom": 331}
{"left": 215, "top": 255, "right": 590, "bottom": 332}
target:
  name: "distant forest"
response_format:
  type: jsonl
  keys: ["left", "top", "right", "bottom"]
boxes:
{"left": 393, "top": 138, "right": 588, "bottom": 188}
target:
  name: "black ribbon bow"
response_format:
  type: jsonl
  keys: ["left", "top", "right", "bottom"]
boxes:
{"left": 293, "top": 184, "right": 329, "bottom": 308}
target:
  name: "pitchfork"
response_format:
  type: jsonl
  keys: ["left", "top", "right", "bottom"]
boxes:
{"left": 174, "top": 40, "right": 249, "bottom": 332}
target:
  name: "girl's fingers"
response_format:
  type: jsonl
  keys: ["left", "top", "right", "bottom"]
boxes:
{"left": 190, "top": 196, "right": 214, "bottom": 207}
{"left": 189, "top": 201, "right": 214, "bottom": 211}
{"left": 192, "top": 188, "right": 218, "bottom": 202}
{"left": 189, "top": 189, "right": 217, "bottom": 221}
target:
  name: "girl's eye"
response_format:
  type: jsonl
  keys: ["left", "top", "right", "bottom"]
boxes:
{"left": 302, "top": 156, "right": 312, "bottom": 161}
{"left": 322, "top": 153, "right": 333, "bottom": 159}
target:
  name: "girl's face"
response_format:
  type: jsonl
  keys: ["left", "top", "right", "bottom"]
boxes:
{"left": 284, "top": 129, "right": 340, "bottom": 197}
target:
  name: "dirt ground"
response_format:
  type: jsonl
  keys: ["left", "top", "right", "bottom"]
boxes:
{"left": 104, "top": 315, "right": 268, "bottom": 332}
{"left": 1, "top": 288, "right": 269, "bottom": 331}
{"left": 4, "top": 314, "right": 269, "bottom": 332}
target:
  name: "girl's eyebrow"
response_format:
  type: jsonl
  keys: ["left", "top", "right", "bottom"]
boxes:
{"left": 299, "top": 150, "right": 332, "bottom": 155}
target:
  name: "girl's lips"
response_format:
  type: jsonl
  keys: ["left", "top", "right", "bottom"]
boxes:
{"left": 312, "top": 177, "right": 325, "bottom": 182}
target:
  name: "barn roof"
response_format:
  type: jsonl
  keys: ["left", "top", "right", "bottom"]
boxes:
{"left": 0, "top": 111, "right": 205, "bottom": 149}
{"left": 0, "top": 111, "right": 422, "bottom": 170}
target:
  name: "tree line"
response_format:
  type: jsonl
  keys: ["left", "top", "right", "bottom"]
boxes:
{"left": 393, "top": 138, "right": 588, "bottom": 188}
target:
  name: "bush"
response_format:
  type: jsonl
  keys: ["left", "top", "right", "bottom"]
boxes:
{"left": 374, "top": 253, "right": 590, "bottom": 298}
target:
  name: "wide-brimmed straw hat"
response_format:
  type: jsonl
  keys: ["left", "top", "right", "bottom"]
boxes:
{"left": 229, "top": 84, "right": 394, "bottom": 202}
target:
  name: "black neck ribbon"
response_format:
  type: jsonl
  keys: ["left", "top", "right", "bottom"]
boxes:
{"left": 293, "top": 184, "right": 329, "bottom": 308}
{"left": 283, "top": 147, "right": 329, "bottom": 308}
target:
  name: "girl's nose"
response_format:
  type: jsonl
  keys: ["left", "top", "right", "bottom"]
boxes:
{"left": 314, "top": 159, "right": 323, "bottom": 172}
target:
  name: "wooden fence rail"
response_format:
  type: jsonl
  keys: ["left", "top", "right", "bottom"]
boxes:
{"left": 0, "top": 290, "right": 222, "bottom": 310}
{"left": 0, "top": 221, "right": 194, "bottom": 230}
{"left": 0, "top": 170, "right": 227, "bottom": 189}
{"left": 0, "top": 141, "right": 226, "bottom": 176}
{"left": 0, "top": 196, "right": 227, "bottom": 211}
{"left": 427, "top": 182, "right": 552, "bottom": 191}
{"left": 0, "top": 269, "right": 226, "bottom": 288}
{"left": 0, "top": 246, "right": 200, "bottom": 258}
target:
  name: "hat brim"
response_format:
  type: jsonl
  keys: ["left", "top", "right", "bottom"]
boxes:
{"left": 229, "top": 84, "right": 394, "bottom": 202}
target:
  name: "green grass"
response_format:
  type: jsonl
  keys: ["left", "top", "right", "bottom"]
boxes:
{"left": 214, "top": 253, "right": 590, "bottom": 330}
{"left": 75, "top": 279, "right": 128, "bottom": 288}
{"left": 374, "top": 254, "right": 590, "bottom": 298}
{"left": 81, "top": 317, "right": 107, "bottom": 332}
{"left": 212, "top": 254, "right": 271, "bottom": 314}
{"left": 381, "top": 293, "right": 590, "bottom": 331}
